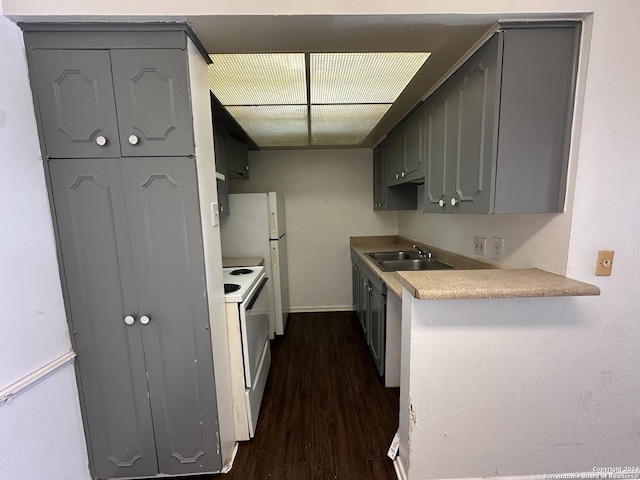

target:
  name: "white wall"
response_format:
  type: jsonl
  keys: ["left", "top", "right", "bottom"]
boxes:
{"left": 4, "top": 0, "right": 640, "bottom": 478}
{"left": 0, "top": 12, "right": 90, "bottom": 480}
{"left": 229, "top": 149, "right": 397, "bottom": 311}
{"left": 402, "top": 292, "right": 639, "bottom": 479}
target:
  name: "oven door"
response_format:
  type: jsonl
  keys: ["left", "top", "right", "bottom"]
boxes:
{"left": 239, "top": 276, "right": 270, "bottom": 388}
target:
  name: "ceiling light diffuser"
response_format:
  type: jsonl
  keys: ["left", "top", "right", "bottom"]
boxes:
{"left": 208, "top": 53, "right": 306, "bottom": 105}
{"left": 310, "top": 52, "right": 431, "bottom": 104}
{"left": 225, "top": 105, "right": 308, "bottom": 147}
{"left": 311, "top": 104, "right": 393, "bottom": 145}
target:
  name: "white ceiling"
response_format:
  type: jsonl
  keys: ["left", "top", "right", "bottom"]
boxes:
{"left": 187, "top": 15, "right": 502, "bottom": 147}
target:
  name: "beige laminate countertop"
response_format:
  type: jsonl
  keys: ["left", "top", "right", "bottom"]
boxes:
{"left": 350, "top": 236, "right": 600, "bottom": 301}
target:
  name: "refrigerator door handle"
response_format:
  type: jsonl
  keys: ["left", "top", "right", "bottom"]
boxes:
{"left": 272, "top": 247, "right": 278, "bottom": 269}
{"left": 270, "top": 212, "right": 276, "bottom": 237}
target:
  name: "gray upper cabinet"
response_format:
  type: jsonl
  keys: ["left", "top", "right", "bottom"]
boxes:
{"left": 111, "top": 49, "right": 194, "bottom": 157}
{"left": 401, "top": 102, "right": 427, "bottom": 183}
{"left": 373, "top": 143, "right": 417, "bottom": 211}
{"left": 226, "top": 134, "right": 250, "bottom": 178}
{"left": 28, "top": 49, "right": 122, "bottom": 158}
{"left": 29, "top": 46, "right": 194, "bottom": 158}
{"left": 424, "top": 82, "right": 457, "bottom": 211}
{"left": 383, "top": 126, "right": 404, "bottom": 186}
{"left": 423, "top": 24, "right": 579, "bottom": 214}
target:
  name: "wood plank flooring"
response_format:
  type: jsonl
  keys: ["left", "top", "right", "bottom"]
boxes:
{"left": 193, "top": 311, "right": 399, "bottom": 480}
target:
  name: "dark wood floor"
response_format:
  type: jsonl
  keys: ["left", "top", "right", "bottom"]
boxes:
{"left": 195, "top": 311, "right": 399, "bottom": 480}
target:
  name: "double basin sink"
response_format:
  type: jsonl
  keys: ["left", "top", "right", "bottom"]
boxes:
{"left": 366, "top": 251, "right": 454, "bottom": 272}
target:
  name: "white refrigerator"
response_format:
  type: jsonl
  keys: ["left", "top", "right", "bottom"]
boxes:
{"left": 220, "top": 192, "right": 290, "bottom": 336}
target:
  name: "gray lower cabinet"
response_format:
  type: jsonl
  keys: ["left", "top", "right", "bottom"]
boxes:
{"left": 50, "top": 157, "right": 221, "bottom": 478}
{"left": 424, "top": 24, "right": 579, "bottom": 214}
{"left": 28, "top": 47, "right": 194, "bottom": 159}
{"left": 367, "top": 279, "right": 385, "bottom": 377}
{"left": 351, "top": 255, "right": 386, "bottom": 377}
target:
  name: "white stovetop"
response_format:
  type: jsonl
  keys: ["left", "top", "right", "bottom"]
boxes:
{"left": 223, "top": 266, "right": 265, "bottom": 303}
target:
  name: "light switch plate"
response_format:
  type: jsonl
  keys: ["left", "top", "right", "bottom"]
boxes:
{"left": 211, "top": 202, "right": 219, "bottom": 227}
{"left": 491, "top": 237, "right": 505, "bottom": 261}
{"left": 595, "top": 250, "right": 614, "bottom": 276}
{"left": 474, "top": 236, "right": 487, "bottom": 256}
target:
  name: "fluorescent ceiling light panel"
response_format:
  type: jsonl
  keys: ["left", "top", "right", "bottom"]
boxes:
{"left": 311, "top": 104, "right": 392, "bottom": 145}
{"left": 208, "top": 53, "right": 306, "bottom": 105}
{"left": 207, "top": 51, "right": 431, "bottom": 147}
{"left": 310, "top": 52, "right": 431, "bottom": 104}
{"left": 225, "top": 105, "right": 308, "bottom": 147}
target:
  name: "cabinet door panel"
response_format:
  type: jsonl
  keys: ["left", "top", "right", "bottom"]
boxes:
{"left": 452, "top": 33, "right": 500, "bottom": 213}
{"left": 29, "top": 50, "right": 121, "bottom": 158}
{"left": 368, "top": 285, "right": 385, "bottom": 377}
{"left": 111, "top": 49, "right": 194, "bottom": 157}
{"left": 226, "top": 135, "right": 249, "bottom": 178}
{"left": 402, "top": 104, "right": 426, "bottom": 181}
{"left": 122, "top": 157, "right": 221, "bottom": 474}
{"left": 49, "top": 159, "right": 158, "bottom": 479}
{"left": 384, "top": 127, "right": 403, "bottom": 185}
{"left": 424, "top": 86, "right": 455, "bottom": 213}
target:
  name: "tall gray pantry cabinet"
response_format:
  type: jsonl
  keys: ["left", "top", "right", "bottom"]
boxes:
{"left": 23, "top": 26, "right": 223, "bottom": 479}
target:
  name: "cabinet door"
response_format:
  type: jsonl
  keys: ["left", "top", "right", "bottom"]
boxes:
{"left": 213, "top": 126, "right": 227, "bottom": 175}
{"left": 226, "top": 135, "right": 249, "bottom": 178}
{"left": 384, "top": 127, "right": 403, "bottom": 185}
{"left": 111, "top": 49, "right": 194, "bottom": 157}
{"left": 367, "top": 284, "right": 385, "bottom": 377}
{"left": 121, "top": 156, "right": 221, "bottom": 475}
{"left": 360, "top": 278, "right": 369, "bottom": 340}
{"left": 372, "top": 147, "right": 384, "bottom": 210}
{"left": 402, "top": 103, "right": 426, "bottom": 181}
{"left": 450, "top": 33, "right": 501, "bottom": 213}
{"left": 352, "top": 262, "right": 360, "bottom": 314}
{"left": 49, "top": 159, "right": 158, "bottom": 479}
{"left": 29, "top": 50, "right": 121, "bottom": 158}
{"left": 424, "top": 84, "right": 457, "bottom": 213}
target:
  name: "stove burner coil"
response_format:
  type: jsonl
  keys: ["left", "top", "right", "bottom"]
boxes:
{"left": 230, "top": 268, "right": 254, "bottom": 275}
{"left": 224, "top": 283, "right": 241, "bottom": 294}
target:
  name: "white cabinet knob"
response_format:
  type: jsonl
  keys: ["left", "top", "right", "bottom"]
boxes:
{"left": 128, "top": 135, "right": 139, "bottom": 145}
{"left": 395, "top": 173, "right": 399, "bottom": 179}
{"left": 245, "top": 165, "right": 249, "bottom": 171}
{"left": 438, "top": 199, "right": 445, "bottom": 207}
{"left": 450, "top": 197, "right": 458, "bottom": 206}
{"left": 401, "top": 171, "right": 406, "bottom": 178}
{"left": 140, "top": 315, "right": 150, "bottom": 325}
{"left": 95, "top": 135, "right": 107, "bottom": 146}
{"left": 124, "top": 315, "right": 135, "bottom": 326}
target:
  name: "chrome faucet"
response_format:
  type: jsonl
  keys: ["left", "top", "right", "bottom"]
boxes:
{"left": 413, "top": 244, "right": 432, "bottom": 260}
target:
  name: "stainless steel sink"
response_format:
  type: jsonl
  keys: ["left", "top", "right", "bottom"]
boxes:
{"left": 366, "top": 251, "right": 420, "bottom": 261}
{"left": 377, "top": 259, "right": 454, "bottom": 272}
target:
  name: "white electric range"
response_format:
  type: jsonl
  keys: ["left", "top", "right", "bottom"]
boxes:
{"left": 222, "top": 266, "right": 271, "bottom": 440}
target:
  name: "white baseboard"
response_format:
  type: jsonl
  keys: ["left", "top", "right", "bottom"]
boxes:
{"left": 288, "top": 305, "right": 353, "bottom": 313}
{"left": 394, "top": 471, "right": 598, "bottom": 480}
{"left": 393, "top": 455, "right": 408, "bottom": 480}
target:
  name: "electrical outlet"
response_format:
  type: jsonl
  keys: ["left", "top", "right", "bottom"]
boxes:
{"left": 491, "top": 237, "right": 505, "bottom": 261}
{"left": 473, "top": 236, "right": 487, "bottom": 257}
{"left": 595, "top": 250, "right": 614, "bottom": 276}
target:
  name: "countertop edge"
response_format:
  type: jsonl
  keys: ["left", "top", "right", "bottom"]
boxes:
{"left": 350, "top": 239, "right": 600, "bottom": 301}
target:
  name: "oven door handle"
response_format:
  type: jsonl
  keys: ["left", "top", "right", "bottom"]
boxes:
{"left": 246, "top": 277, "right": 268, "bottom": 310}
